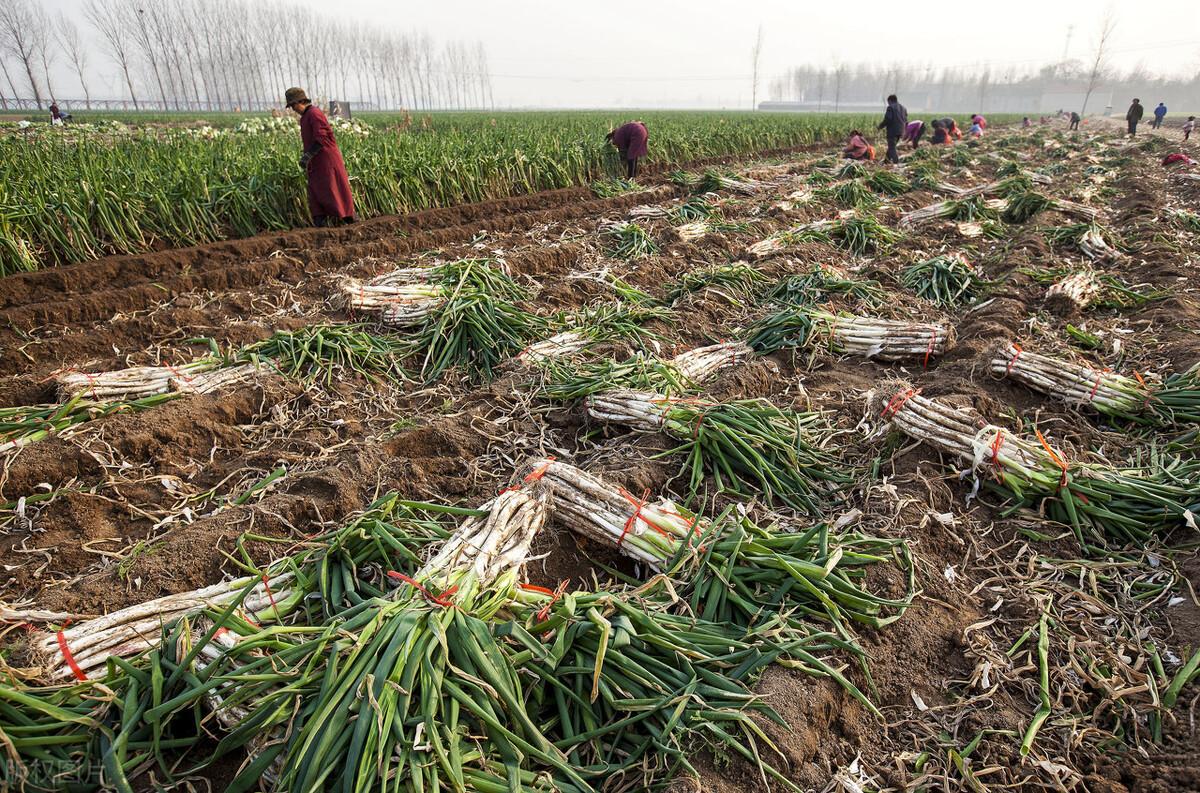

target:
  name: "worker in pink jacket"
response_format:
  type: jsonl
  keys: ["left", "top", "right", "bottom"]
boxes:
{"left": 607, "top": 121, "right": 649, "bottom": 178}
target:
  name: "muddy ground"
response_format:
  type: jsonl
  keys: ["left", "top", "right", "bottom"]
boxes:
{"left": 2, "top": 123, "right": 1199, "bottom": 792}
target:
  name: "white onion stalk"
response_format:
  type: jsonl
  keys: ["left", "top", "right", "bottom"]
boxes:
{"left": 1053, "top": 198, "right": 1099, "bottom": 221}
{"left": 816, "top": 311, "right": 951, "bottom": 362}
{"left": 900, "top": 198, "right": 1005, "bottom": 228}
{"left": 339, "top": 277, "right": 443, "bottom": 323}
{"left": 899, "top": 201, "right": 959, "bottom": 227}
{"left": 1047, "top": 270, "right": 1101, "bottom": 309}
{"left": 669, "top": 342, "right": 752, "bottom": 383}
{"left": 879, "top": 389, "right": 1052, "bottom": 484}
{"left": 773, "top": 189, "right": 813, "bottom": 211}
{"left": 27, "top": 572, "right": 297, "bottom": 681}
{"left": 516, "top": 331, "right": 591, "bottom": 364}
{"left": 1078, "top": 228, "right": 1122, "bottom": 262}
{"left": 170, "top": 362, "right": 264, "bottom": 395}
{"left": 533, "top": 458, "right": 699, "bottom": 570}
{"left": 585, "top": 389, "right": 669, "bottom": 432}
{"left": 416, "top": 487, "right": 549, "bottom": 592}
{"left": 674, "top": 222, "right": 709, "bottom": 241}
{"left": 714, "top": 174, "right": 764, "bottom": 195}
{"left": 748, "top": 220, "right": 834, "bottom": 258}
{"left": 990, "top": 344, "right": 1144, "bottom": 416}
{"left": 628, "top": 205, "right": 669, "bottom": 220}
{"left": 56, "top": 360, "right": 222, "bottom": 401}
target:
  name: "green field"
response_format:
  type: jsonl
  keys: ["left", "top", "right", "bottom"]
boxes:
{"left": 0, "top": 111, "right": 1022, "bottom": 274}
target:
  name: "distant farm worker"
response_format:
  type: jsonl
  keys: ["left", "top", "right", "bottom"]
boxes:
{"left": 902, "top": 119, "right": 926, "bottom": 149}
{"left": 930, "top": 120, "right": 953, "bottom": 146}
{"left": 1069, "top": 111, "right": 1081, "bottom": 131}
{"left": 971, "top": 113, "right": 987, "bottom": 130}
{"left": 842, "top": 130, "right": 875, "bottom": 160}
{"left": 1184, "top": 116, "right": 1195, "bottom": 142}
{"left": 49, "top": 103, "right": 70, "bottom": 125}
{"left": 967, "top": 119, "right": 983, "bottom": 138}
{"left": 877, "top": 94, "right": 908, "bottom": 164}
{"left": 606, "top": 120, "right": 649, "bottom": 178}
{"left": 1022, "top": 117, "right": 1032, "bottom": 128}
{"left": 939, "top": 117, "right": 963, "bottom": 140}
{"left": 1152, "top": 102, "right": 1167, "bottom": 129}
{"left": 1126, "top": 99, "right": 1144, "bottom": 137}
{"left": 285, "top": 87, "right": 356, "bottom": 227}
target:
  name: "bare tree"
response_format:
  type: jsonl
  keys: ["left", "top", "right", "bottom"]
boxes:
{"left": 750, "top": 25, "right": 764, "bottom": 110}
{"left": 1080, "top": 12, "right": 1117, "bottom": 118}
{"left": 86, "top": 0, "right": 140, "bottom": 109}
{"left": 55, "top": 14, "right": 92, "bottom": 108}
{"left": 832, "top": 62, "right": 846, "bottom": 112}
{"left": 0, "top": 0, "right": 46, "bottom": 108}
{"left": 0, "top": 56, "right": 19, "bottom": 108}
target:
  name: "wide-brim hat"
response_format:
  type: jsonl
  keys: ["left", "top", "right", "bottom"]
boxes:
{"left": 284, "top": 87, "right": 309, "bottom": 107}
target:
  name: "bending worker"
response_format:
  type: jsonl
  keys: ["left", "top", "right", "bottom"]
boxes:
{"left": 607, "top": 120, "right": 649, "bottom": 178}
{"left": 285, "top": 87, "right": 356, "bottom": 227}
{"left": 902, "top": 119, "right": 926, "bottom": 149}
{"left": 877, "top": 94, "right": 908, "bottom": 164}
{"left": 843, "top": 130, "right": 875, "bottom": 160}
{"left": 939, "top": 117, "right": 963, "bottom": 140}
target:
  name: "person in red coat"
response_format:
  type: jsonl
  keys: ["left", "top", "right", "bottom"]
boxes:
{"left": 285, "top": 87, "right": 355, "bottom": 227}
{"left": 606, "top": 121, "right": 648, "bottom": 178}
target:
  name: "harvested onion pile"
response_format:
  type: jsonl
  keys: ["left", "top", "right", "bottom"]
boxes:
{"left": 879, "top": 386, "right": 1200, "bottom": 549}
{"left": 749, "top": 308, "right": 951, "bottom": 363}
{"left": 991, "top": 344, "right": 1145, "bottom": 418}
{"left": 1047, "top": 270, "right": 1102, "bottom": 310}
{"left": 585, "top": 388, "right": 847, "bottom": 513}
{"left": 56, "top": 359, "right": 223, "bottom": 401}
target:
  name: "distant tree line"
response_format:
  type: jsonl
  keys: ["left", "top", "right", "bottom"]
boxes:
{"left": 0, "top": 0, "right": 494, "bottom": 111}
{"left": 766, "top": 61, "right": 1200, "bottom": 114}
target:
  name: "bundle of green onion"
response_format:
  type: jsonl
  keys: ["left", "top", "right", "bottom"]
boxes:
{"left": 748, "top": 220, "right": 835, "bottom": 258}
{"left": 901, "top": 254, "right": 987, "bottom": 307}
{"left": 880, "top": 387, "right": 1200, "bottom": 549}
{"left": 585, "top": 388, "right": 848, "bottom": 513}
{"left": 991, "top": 344, "right": 1146, "bottom": 418}
{"left": 55, "top": 359, "right": 224, "bottom": 401}
{"left": 532, "top": 458, "right": 911, "bottom": 650}
{"left": 865, "top": 168, "right": 911, "bottom": 195}
{"left": 767, "top": 264, "right": 886, "bottom": 308}
{"left": 900, "top": 195, "right": 1003, "bottom": 227}
{"left": 602, "top": 221, "right": 660, "bottom": 259}
{"left": 748, "top": 307, "right": 951, "bottom": 363}
{"left": 663, "top": 261, "right": 765, "bottom": 303}
{"left": 241, "top": 324, "right": 408, "bottom": 385}
{"left": 1001, "top": 189, "right": 1059, "bottom": 223}
{"left": 817, "top": 180, "right": 879, "bottom": 209}
{"left": 993, "top": 346, "right": 1200, "bottom": 427}
{"left": 695, "top": 169, "right": 763, "bottom": 195}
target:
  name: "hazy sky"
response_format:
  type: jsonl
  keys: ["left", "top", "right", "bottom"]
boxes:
{"left": 34, "top": 0, "right": 1200, "bottom": 108}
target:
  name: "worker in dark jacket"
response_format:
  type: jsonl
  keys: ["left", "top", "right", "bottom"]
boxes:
{"left": 1126, "top": 99, "right": 1144, "bottom": 137}
{"left": 606, "top": 121, "right": 649, "bottom": 178}
{"left": 285, "top": 87, "right": 355, "bottom": 227}
{"left": 877, "top": 94, "right": 908, "bottom": 164}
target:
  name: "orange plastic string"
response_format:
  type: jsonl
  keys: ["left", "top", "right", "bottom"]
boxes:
{"left": 1034, "top": 429, "right": 1070, "bottom": 489}
{"left": 387, "top": 571, "right": 458, "bottom": 608}
{"left": 881, "top": 387, "right": 921, "bottom": 419}
{"left": 1005, "top": 344, "right": 1023, "bottom": 376}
